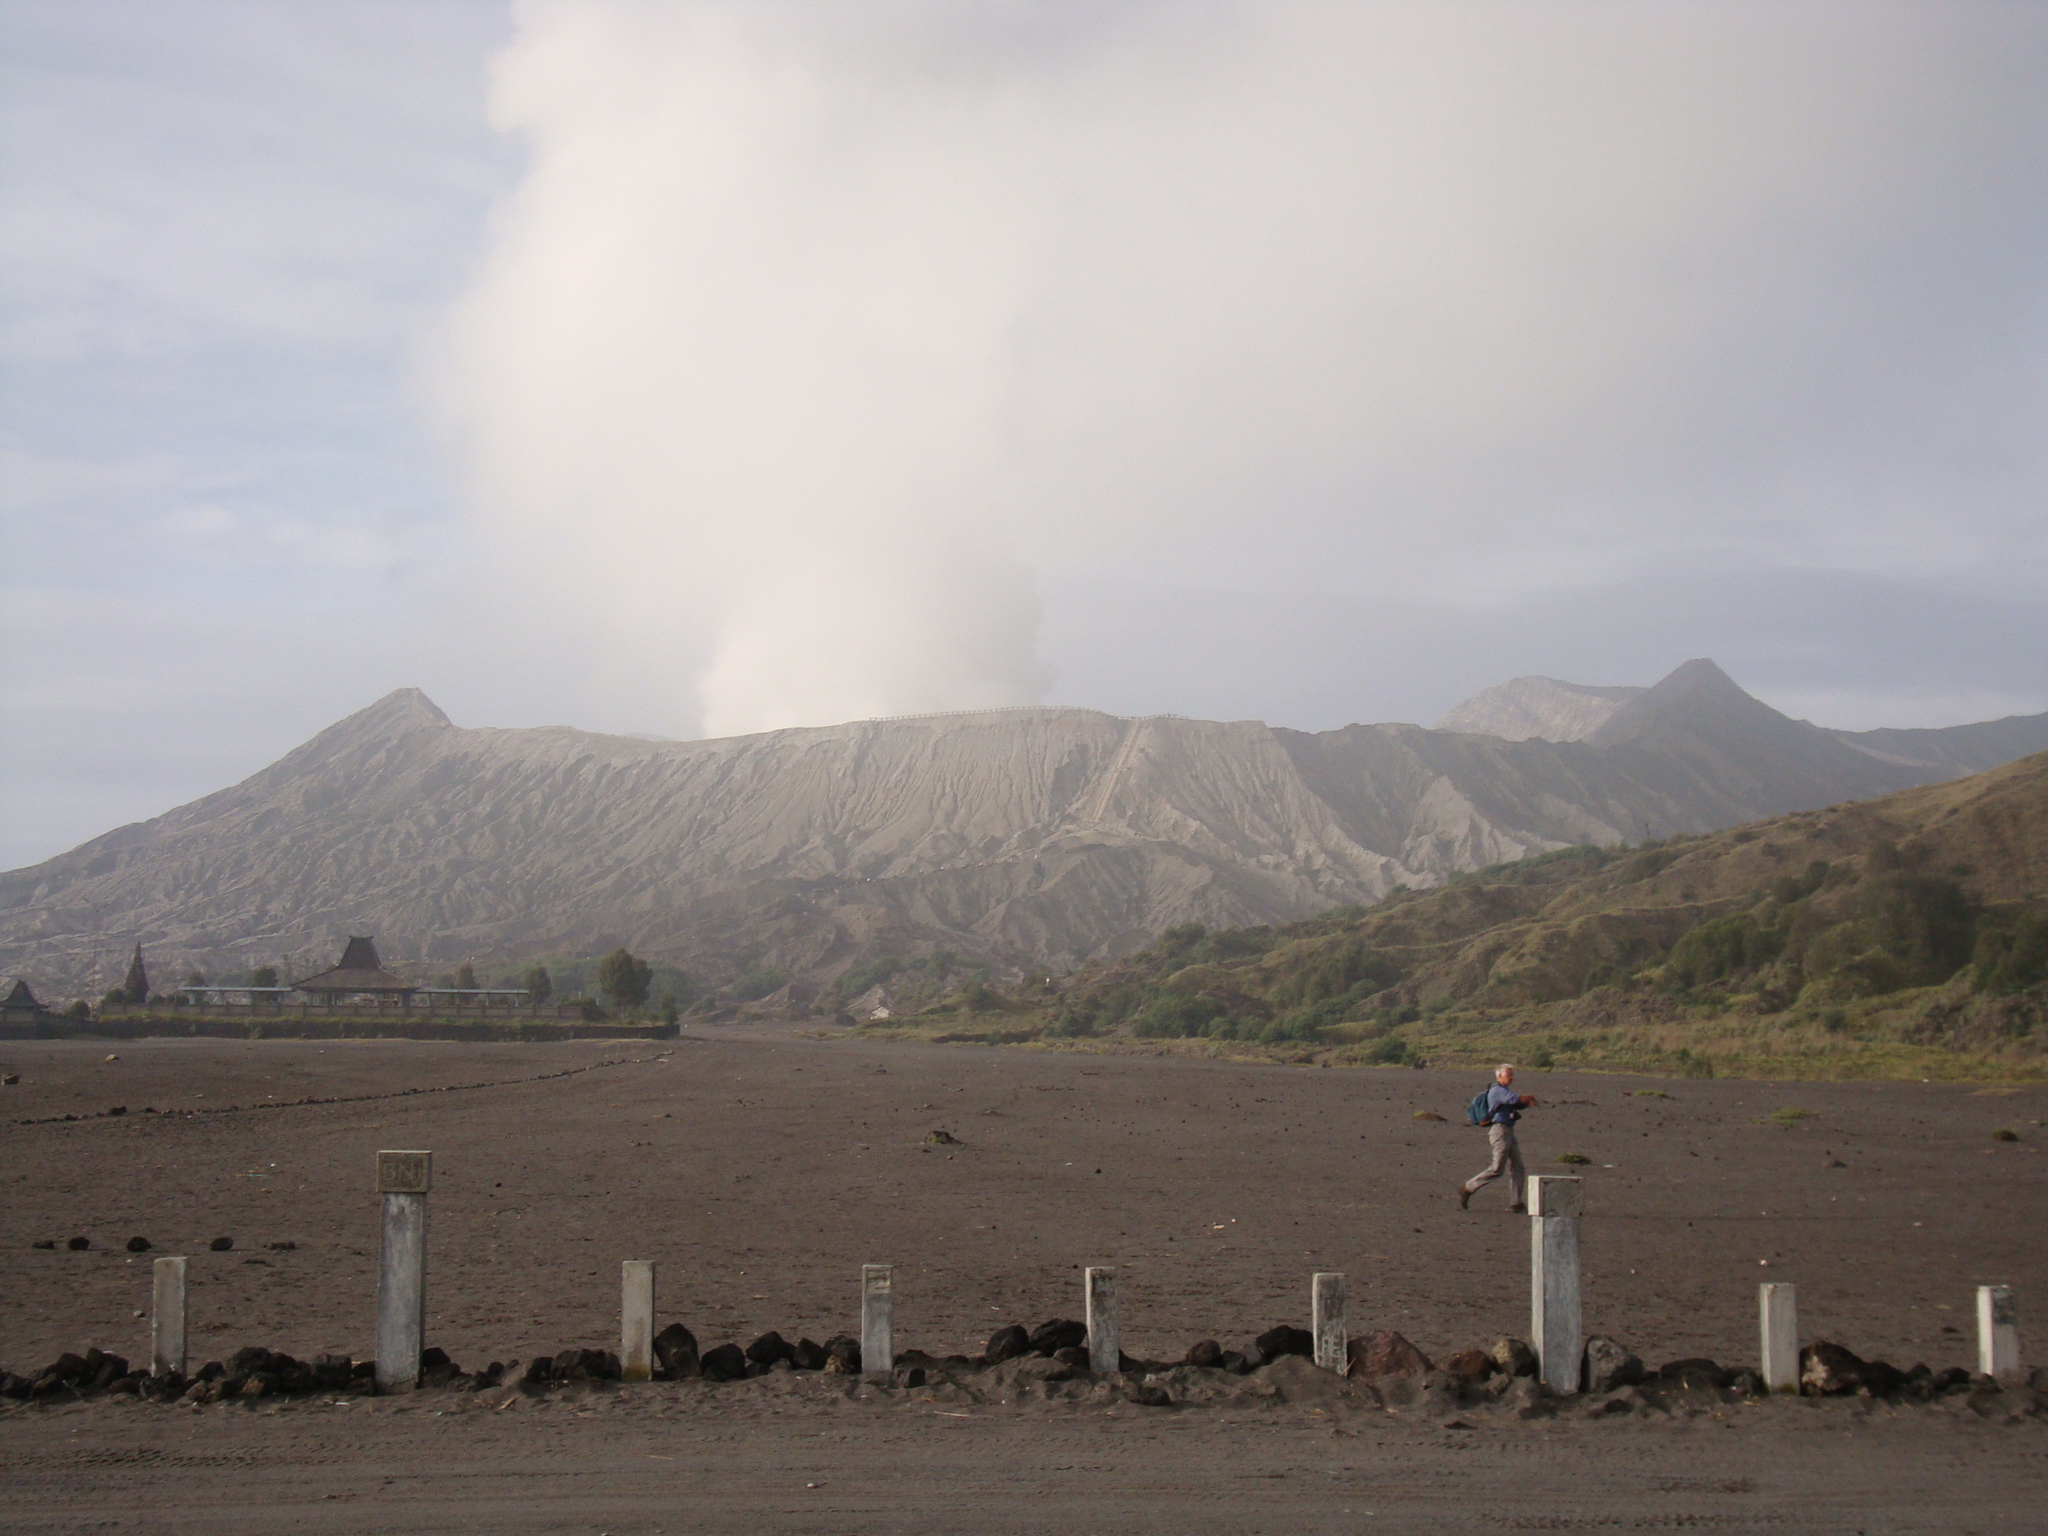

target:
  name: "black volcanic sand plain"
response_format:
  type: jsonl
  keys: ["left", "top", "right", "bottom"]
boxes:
{"left": 2, "top": 1026, "right": 2044, "bottom": 1532}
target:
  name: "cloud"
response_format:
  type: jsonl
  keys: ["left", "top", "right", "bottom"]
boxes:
{"left": 440, "top": 0, "right": 2048, "bottom": 737}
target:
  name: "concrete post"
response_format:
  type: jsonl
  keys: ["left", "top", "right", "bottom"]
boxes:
{"left": 151, "top": 1256, "right": 187, "bottom": 1378}
{"left": 374, "top": 1150, "right": 432, "bottom": 1394}
{"left": 1759, "top": 1282, "right": 1799, "bottom": 1392}
{"left": 1529, "top": 1176, "right": 1583, "bottom": 1394}
{"left": 1085, "top": 1266, "right": 1120, "bottom": 1374}
{"left": 861, "top": 1264, "right": 893, "bottom": 1378}
{"left": 621, "top": 1260, "right": 656, "bottom": 1382}
{"left": 1312, "top": 1272, "right": 1347, "bottom": 1373}
{"left": 1978, "top": 1285, "right": 2020, "bottom": 1380}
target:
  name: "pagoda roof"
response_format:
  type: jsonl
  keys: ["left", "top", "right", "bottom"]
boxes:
{"left": 294, "top": 936, "right": 415, "bottom": 993}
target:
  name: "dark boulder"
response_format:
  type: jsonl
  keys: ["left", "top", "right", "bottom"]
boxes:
{"left": 554, "top": 1348, "right": 621, "bottom": 1382}
{"left": 1659, "top": 1358, "right": 1730, "bottom": 1390}
{"left": 125, "top": 1236, "right": 151, "bottom": 1253}
{"left": 311, "top": 1354, "right": 354, "bottom": 1390}
{"left": 699, "top": 1343, "right": 749, "bottom": 1381}
{"left": 40, "top": 1353, "right": 91, "bottom": 1388}
{"left": 209, "top": 1237, "right": 234, "bottom": 1252}
{"left": 194, "top": 1361, "right": 225, "bottom": 1383}
{"left": 522, "top": 1357, "right": 554, "bottom": 1386}
{"left": 1256, "top": 1325, "right": 1315, "bottom": 1362}
{"left": 228, "top": 1347, "right": 278, "bottom": 1378}
{"left": 1051, "top": 1346, "right": 1089, "bottom": 1369}
{"left": 1218, "top": 1351, "right": 1251, "bottom": 1375}
{"left": 1128, "top": 1383, "right": 1173, "bottom": 1407}
{"left": 821, "top": 1336, "right": 862, "bottom": 1375}
{"left": 1029, "top": 1319, "right": 1087, "bottom": 1356}
{"left": 1489, "top": 1337, "right": 1538, "bottom": 1378}
{"left": 30, "top": 1240, "right": 54, "bottom": 1250}
{"left": 653, "top": 1323, "right": 700, "bottom": 1379}
{"left": 66, "top": 1236, "right": 91, "bottom": 1251}
{"left": 791, "top": 1337, "right": 827, "bottom": 1372}
{"left": 1726, "top": 1369, "right": 1766, "bottom": 1397}
{"left": 0, "top": 1373, "right": 31, "bottom": 1400}
{"left": 1346, "top": 1330, "right": 1432, "bottom": 1382}
{"left": 90, "top": 1353, "right": 131, "bottom": 1390}
{"left": 984, "top": 1325, "right": 1032, "bottom": 1365}
{"left": 1857, "top": 1359, "right": 1907, "bottom": 1396}
{"left": 1184, "top": 1339, "right": 1223, "bottom": 1369}
{"left": 1800, "top": 1341, "right": 1866, "bottom": 1396}
{"left": 1933, "top": 1366, "right": 1972, "bottom": 1394}
{"left": 745, "top": 1331, "right": 794, "bottom": 1367}
{"left": 1582, "top": 1337, "right": 1644, "bottom": 1395}
{"left": 1445, "top": 1349, "right": 1495, "bottom": 1384}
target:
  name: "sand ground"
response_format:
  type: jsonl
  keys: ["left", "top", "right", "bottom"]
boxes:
{"left": 2, "top": 1024, "right": 2043, "bottom": 1531}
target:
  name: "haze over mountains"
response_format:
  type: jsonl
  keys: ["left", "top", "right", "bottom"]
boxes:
{"left": 4, "top": 661, "right": 2045, "bottom": 998}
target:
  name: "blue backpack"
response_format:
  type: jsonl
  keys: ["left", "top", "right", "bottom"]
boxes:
{"left": 1466, "top": 1089, "right": 1492, "bottom": 1127}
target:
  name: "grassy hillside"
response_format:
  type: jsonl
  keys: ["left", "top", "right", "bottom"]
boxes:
{"left": 837, "top": 751, "right": 2048, "bottom": 1082}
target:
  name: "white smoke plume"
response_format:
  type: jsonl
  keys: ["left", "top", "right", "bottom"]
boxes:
{"left": 437, "top": 1, "right": 2047, "bottom": 737}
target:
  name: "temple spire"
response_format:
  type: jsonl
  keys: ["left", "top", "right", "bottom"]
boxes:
{"left": 122, "top": 942, "right": 149, "bottom": 1005}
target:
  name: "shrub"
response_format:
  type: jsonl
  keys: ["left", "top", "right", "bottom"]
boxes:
{"left": 597, "top": 947, "right": 654, "bottom": 1009}
{"left": 1366, "top": 1035, "right": 1410, "bottom": 1065}
{"left": 1132, "top": 994, "right": 1224, "bottom": 1038}
{"left": 1973, "top": 911, "right": 2048, "bottom": 995}
{"left": 1665, "top": 912, "right": 1783, "bottom": 990}
{"left": 729, "top": 968, "right": 787, "bottom": 1003}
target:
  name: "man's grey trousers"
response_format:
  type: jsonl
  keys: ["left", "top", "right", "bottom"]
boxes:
{"left": 1464, "top": 1122, "right": 1525, "bottom": 1205}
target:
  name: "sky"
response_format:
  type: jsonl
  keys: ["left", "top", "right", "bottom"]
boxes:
{"left": 3, "top": 0, "right": 2046, "bottom": 871}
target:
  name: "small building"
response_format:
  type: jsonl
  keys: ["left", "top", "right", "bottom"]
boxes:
{"left": 1, "top": 978, "right": 54, "bottom": 1038}
{"left": 293, "top": 937, "right": 418, "bottom": 1007}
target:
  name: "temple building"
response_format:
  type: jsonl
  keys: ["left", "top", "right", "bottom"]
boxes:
{"left": 292, "top": 937, "right": 418, "bottom": 1006}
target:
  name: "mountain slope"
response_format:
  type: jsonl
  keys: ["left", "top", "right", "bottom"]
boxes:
{"left": 1032, "top": 749, "right": 2048, "bottom": 1080}
{"left": 3, "top": 663, "right": 2041, "bottom": 999}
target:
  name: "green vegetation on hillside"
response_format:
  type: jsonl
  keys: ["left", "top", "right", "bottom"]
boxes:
{"left": 849, "top": 752, "right": 2048, "bottom": 1082}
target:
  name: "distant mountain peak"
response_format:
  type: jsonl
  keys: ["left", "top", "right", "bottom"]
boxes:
{"left": 1435, "top": 675, "right": 1644, "bottom": 742}
{"left": 344, "top": 688, "right": 453, "bottom": 734}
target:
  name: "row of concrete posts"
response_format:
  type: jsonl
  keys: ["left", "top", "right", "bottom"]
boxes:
{"left": 142, "top": 1162, "right": 2023, "bottom": 1392}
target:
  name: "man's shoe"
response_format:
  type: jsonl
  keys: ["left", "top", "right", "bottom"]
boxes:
{"left": 1458, "top": 1185, "right": 1471, "bottom": 1210}
{"left": 1508, "top": 1202, "right": 1527, "bottom": 1214}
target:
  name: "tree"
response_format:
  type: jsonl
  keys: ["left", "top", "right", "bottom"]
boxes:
{"left": 183, "top": 970, "right": 207, "bottom": 988}
{"left": 122, "top": 943, "right": 149, "bottom": 1006}
{"left": 525, "top": 965, "right": 553, "bottom": 1003}
{"left": 597, "top": 947, "right": 652, "bottom": 1012}
{"left": 455, "top": 961, "right": 479, "bottom": 991}
{"left": 250, "top": 965, "right": 280, "bottom": 989}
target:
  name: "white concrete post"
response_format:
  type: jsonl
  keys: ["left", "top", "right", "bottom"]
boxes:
{"left": 151, "top": 1256, "right": 187, "bottom": 1378}
{"left": 861, "top": 1264, "right": 893, "bottom": 1378}
{"left": 621, "top": 1260, "right": 656, "bottom": 1382}
{"left": 374, "top": 1150, "right": 432, "bottom": 1394}
{"left": 1978, "top": 1285, "right": 2020, "bottom": 1381}
{"left": 1312, "top": 1272, "right": 1347, "bottom": 1373}
{"left": 1759, "top": 1282, "right": 1799, "bottom": 1392}
{"left": 1085, "top": 1266, "right": 1120, "bottom": 1374}
{"left": 1529, "top": 1176, "right": 1583, "bottom": 1394}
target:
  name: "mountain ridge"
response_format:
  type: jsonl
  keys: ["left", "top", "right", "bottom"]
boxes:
{"left": 5, "top": 663, "right": 2047, "bottom": 999}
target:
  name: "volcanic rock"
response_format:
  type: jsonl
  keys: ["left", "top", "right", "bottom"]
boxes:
{"left": 791, "top": 1337, "right": 826, "bottom": 1372}
{"left": 1489, "top": 1337, "right": 1538, "bottom": 1378}
{"left": 1582, "top": 1336, "right": 1644, "bottom": 1394}
{"left": 125, "top": 1236, "right": 151, "bottom": 1253}
{"left": 1051, "top": 1346, "right": 1089, "bottom": 1369}
{"left": 821, "top": 1336, "right": 862, "bottom": 1375}
{"left": 698, "top": 1343, "right": 748, "bottom": 1382}
{"left": 745, "top": 1331, "right": 794, "bottom": 1367}
{"left": 209, "top": 1236, "right": 233, "bottom": 1252}
{"left": 1800, "top": 1340, "right": 1866, "bottom": 1396}
{"left": 1029, "top": 1319, "right": 1087, "bottom": 1356}
{"left": 1184, "top": 1340, "right": 1224, "bottom": 1369}
{"left": 984, "top": 1325, "right": 1032, "bottom": 1365}
{"left": 1445, "top": 1349, "right": 1495, "bottom": 1384}
{"left": 30, "top": 1240, "right": 54, "bottom": 1250}
{"left": 1659, "top": 1358, "right": 1730, "bottom": 1390}
{"left": 652, "top": 1323, "right": 700, "bottom": 1379}
{"left": 1256, "top": 1325, "right": 1315, "bottom": 1362}
{"left": 66, "top": 1236, "right": 89, "bottom": 1251}
{"left": 1345, "top": 1330, "right": 1431, "bottom": 1382}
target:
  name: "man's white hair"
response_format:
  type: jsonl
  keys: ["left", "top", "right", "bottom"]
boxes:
{"left": 1496, "top": 1062, "right": 1514, "bottom": 1077}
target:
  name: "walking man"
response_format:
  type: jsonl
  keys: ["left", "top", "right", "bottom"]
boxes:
{"left": 1460, "top": 1063, "right": 1539, "bottom": 1212}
